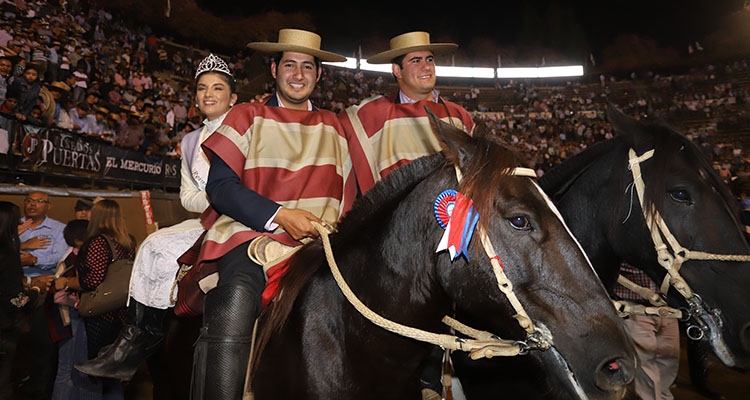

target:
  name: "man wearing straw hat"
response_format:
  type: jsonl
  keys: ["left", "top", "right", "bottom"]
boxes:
{"left": 191, "top": 28, "right": 358, "bottom": 399}
{"left": 339, "top": 31, "right": 475, "bottom": 195}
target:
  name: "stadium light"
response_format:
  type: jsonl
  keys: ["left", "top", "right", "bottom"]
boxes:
{"left": 324, "top": 57, "right": 584, "bottom": 79}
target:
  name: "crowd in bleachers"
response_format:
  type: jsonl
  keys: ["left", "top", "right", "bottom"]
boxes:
{"left": 2, "top": 0, "right": 750, "bottom": 188}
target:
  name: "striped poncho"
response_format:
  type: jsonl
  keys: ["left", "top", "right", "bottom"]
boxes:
{"left": 339, "top": 92, "right": 475, "bottom": 194}
{"left": 197, "top": 101, "right": 357, "bottom": 268}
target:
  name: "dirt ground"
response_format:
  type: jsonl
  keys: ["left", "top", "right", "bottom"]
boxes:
{"left": 121, "top": 336, "right": 750, "bottom": 400}
{"left": 671, "top": 338, "right": 750, "bottom": 400}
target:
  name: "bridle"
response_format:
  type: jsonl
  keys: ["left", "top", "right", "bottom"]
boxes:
{"left": 311, "top": 165, "right": 553, "bottom": 360}
{"left": 613, "top": 148, "right": 750, "bottom": 366}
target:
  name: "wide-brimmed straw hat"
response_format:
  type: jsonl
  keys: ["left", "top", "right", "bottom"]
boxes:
{"left": 0, "top": 45, "right": 16, "bottom": 57}
{"left": 246, "top": 29, "right": 346, "bottom": 62}
{"left": 49, "top": 81, "right": 70, "bottom": 92}
{"left": 367, "top": 31, "right": 458, "bottom": 64}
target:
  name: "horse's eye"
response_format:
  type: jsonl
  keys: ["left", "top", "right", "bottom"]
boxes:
{"left": 508, "top": 216, "right": 532, "bottom": 230}
{"left": 669, "top": 189, "right": 692, "bottom": 204}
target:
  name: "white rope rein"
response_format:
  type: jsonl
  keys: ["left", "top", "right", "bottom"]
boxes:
{"left": 309, "top": 165, "right": 551, "bottom": 359}
{"left": 614, "top": 148, "right": 750, "bottom": 320}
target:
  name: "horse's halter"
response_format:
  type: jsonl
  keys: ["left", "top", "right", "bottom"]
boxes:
{"left": 312, "top": 165, "right": 553, "bottom": 361}
{"left": 617, "top": 148, "right": 750, "bottom": 366}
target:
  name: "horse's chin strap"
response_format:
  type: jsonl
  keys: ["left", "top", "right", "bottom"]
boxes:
{"left": 618, "top": 148, "right": 750, "bottom": 339}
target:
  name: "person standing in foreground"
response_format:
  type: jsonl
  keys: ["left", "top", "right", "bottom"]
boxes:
{"left": 75, "top": 53, "right": 238, "bottom": 382}
{"left": 191, "top": 29, "right": 356, "bottom": 399}
{"left": 17, "top": 190, "right": 68, "bottom": 400}
{"left": 0, "top": 201, "right": 35, "bottom": 400}
{"left": 339, "top": 31, "right": 475, "bottom": 194}
{"left": 614, "top": 263, "right": 680, "bottom": 400}
{"left": 75, "top": 199, "right": 136, "bottom": 399}
{"left": 338, "top": 32, "right": 475, "bottom": 398}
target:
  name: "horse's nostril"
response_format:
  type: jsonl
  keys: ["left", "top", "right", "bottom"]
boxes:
{"left": 595, "top": 356, "right": 635, "bottom": 392}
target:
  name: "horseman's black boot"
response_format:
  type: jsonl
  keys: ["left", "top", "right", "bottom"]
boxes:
{"left": 74, "top": 298, "right": 168, "bottom": 380}
{"left": 191, "top": 285, "right": 258, "bottom": 400}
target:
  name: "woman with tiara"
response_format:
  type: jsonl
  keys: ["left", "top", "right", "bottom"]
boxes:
{"left": 73, "top": 53, "right": 238, "bottom": 381}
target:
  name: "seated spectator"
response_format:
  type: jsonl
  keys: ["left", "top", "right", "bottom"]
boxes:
{"left": 9, "top": 63, "right": 41, "bottom": 120}
{"left": 68, "top": 101, "right": 89, "bottom": 133}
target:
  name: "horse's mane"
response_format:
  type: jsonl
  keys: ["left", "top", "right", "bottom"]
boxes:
{"left": 538, "top": 138, "right": 619, "bottom": 201}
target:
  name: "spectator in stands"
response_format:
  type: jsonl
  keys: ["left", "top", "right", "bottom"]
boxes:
{"left": 0, "top": 201, "right": 36, "bottom": 400}
{"left": 27, "top": 103, "right": 44, "bottom": 125}
{"left": 0, "top": 55, "right": 13, "bottom": 103}
{"left": 9, "top": 63, "right": 41, "bottom": 120}
{"left": 68, "top": 101, "right": 89, "bottom": 133}
{"left": 75, "top": 52, "right": 239, "bottom": 383}
{"left": 117, "top": 109, "right": 145, "bottom": 150}
{"left": 188, "top": 29, "right": 355, "bottom": 399}
{"left": 47, "top": 80, "right": 72, "bottom": 128}
{"left": 74, "top": 199, "right": 136, "bottom": 399}
{"left": 29, "top": 34, "right": 49, "bottom": 81}
{"left": 83, "top": 106, "right": 108, "bottom": 138}
{"left": 0, "top": 87, "right": 21, "bottom": 118}
{"left": 45, "top": 40, "right": 60, "bottom": 82}
{"left": 107, "top": 82, "right": 121, "bottom": 105}
{"left": 18, "top": 190, "right": 68, "bottom": 400}
{"left": 57, "top": 47, "right": 70, "bottom": 81}
{"left": 71, "top": 61, "right": 87, "bottom": 103}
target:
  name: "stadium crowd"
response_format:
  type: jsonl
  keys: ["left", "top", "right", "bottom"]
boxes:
{"left": 1, "top": 0, "right": 750, "bottom": 185}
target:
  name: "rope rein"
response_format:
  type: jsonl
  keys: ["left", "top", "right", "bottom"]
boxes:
{"left": 614, "top": 148, "right": 750, "bottom": 338}
{"left": 309, "top": 165, "right": 551, "bottom": 360}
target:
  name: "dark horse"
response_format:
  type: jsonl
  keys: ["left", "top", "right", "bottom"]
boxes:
{"left": 247, "top": 112, "right": 635, "bottom": 400}
{"left": 454, "top": 103, "right": 750, "bottom": 399}
{"left": 538, "top": 104, "right": 750, "bottom": 370}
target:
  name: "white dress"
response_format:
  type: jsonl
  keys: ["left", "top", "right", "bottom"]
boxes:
{"left": 128, "top": 114, "right": 226, "bottom": 309}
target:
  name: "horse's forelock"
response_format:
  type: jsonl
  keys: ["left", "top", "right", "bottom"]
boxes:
{"left": 460, "top": 136, "right": 524, "bottom": 232}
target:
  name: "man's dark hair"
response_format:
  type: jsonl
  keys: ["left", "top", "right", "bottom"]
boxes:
{"left": 271, "top": 52, "right": 322, "bottom": 73}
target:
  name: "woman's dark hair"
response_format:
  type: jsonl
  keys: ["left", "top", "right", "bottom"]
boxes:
{"left": 0, "top": 201, "right": 21, "bottom": 252}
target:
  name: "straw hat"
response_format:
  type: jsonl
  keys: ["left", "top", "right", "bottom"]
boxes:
{"left": 0, "top": 45, "right": 16, "bottom": 57}
{"left": 367, "top": 31, "right": 458, "bottom": 64}
{"left": 49, "top": 81, "right": 70, "bottom": 92}
{"left": 246, "top": 29, "right": 346, "bottom": 62}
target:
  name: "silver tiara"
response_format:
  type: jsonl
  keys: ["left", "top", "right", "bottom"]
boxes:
{"left": 195, "top": 53, "right": 232, "bottom": 79}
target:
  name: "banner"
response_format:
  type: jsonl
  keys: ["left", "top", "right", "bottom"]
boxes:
{"left": 10, "top": 123, "right": 180, "bottom": 188}
{"left": 101, "top": 145, "right": 180, "bottom": 186}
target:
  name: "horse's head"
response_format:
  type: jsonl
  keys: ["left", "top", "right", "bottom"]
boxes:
{"left": 426, "top": 110, "right": 636, "bottom": 399}
{"left": 605, "top": 104, "right": 750, "bottom": 369}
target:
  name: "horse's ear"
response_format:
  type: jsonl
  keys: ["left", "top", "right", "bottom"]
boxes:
{"left": 425, "top": 107, "right": 475, "bottom": 169}
{"left": 606, "top": 100, "right": 650, "bottom": 150}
